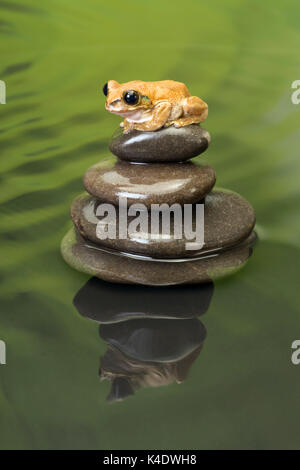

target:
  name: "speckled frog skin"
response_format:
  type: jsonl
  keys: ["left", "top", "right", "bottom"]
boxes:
{"left": 103, "top": 80, "right": 208, "bottom": 133}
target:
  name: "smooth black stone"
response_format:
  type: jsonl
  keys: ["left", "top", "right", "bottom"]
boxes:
{"left": 83, "top": 157, "right": 216, "bottom": 208}
{"left": 61, "top": 227, "right": 256, "bottom": 285}
{"left": 73, "top": 277, "right": 214, "bottom": 323}
{"left": 109, "top": 124, "right": 210, "bottom": 163}
{"left": 70, "top": 190, "right": 256, "bottom": 259}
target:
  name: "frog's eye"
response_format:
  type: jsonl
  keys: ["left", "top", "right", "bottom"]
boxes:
{"left": 123, "top": 90, "right": 140, "bottom": 106}
{"left": 103, "top": 83, "right": 108, "bottom": 96}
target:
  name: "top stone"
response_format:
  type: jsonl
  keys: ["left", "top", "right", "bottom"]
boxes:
{"left": 109, "top": 124, "right": 211, "bottom": 163}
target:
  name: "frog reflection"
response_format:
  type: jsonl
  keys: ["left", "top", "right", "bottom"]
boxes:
{"left": 73, "top": 278, "right": 214, "bottom": 402}
{"left": 99, "top": 318, "right": 206, "bottom": 402}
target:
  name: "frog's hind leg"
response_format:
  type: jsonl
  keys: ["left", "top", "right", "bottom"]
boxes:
{"left": 172, "top": 96, "right": 208, "bottom": 128}
{"left": 172, "top": 116, "right": 202, "bottom": 128}
{"left": 185, "top": 96, "right": 208, "bottom": 120}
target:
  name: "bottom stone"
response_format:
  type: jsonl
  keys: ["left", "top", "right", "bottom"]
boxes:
{"left": 61, "top": 227, "right": 256, "bottom": 286}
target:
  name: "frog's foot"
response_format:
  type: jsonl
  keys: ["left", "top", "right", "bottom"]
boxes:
{"left": 171, "top": 116, "right": 203, "bottom": 128}
{"left": 163, "top": 121, "right": 173, "bottom": 128}
{"left": 123, "top": 119, "right": 135, "bottom": 134}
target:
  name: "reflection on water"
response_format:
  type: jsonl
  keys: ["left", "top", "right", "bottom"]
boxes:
{"left": 74, "top": 277, "right": 214, "bottom": 323}
{"left": 73, "top": 278, "right": 213, "bottom": 402}
{"left": 99, "top": 319, "right": 206, "bottom": 402}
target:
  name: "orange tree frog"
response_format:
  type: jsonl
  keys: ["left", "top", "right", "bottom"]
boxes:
{"left": 103, "top": 80, "right": 208, "bottom": 133}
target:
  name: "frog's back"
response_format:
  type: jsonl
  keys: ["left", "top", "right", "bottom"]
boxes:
{"left": 112, "top": 79, "right": 191, "bottom": 102}
{"left": 150, "top": 80, "right": 190, "bottom": 102}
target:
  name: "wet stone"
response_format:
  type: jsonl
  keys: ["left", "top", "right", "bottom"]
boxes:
{"left": 109, "top": 124, "right": 211, "bottom": 163}
{"left": 83, "top": 157, "right": 216, "bottom": 208}
{"left": 70, "top": 189, "right": 256, "bottom": 259}
{"left": 61, "top": 227, "right": 256, "bottom": 286}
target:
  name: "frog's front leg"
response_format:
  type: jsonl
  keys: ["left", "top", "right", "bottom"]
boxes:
{"left": 123, "top": 118, "right": 135, "bottom": 134}
{"left": 132, "top": 102, "right": 172, "bottom": 132}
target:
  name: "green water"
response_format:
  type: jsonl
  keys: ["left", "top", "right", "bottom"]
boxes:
{"left": 1, "top": 0, "right": 300, "bottom": 450}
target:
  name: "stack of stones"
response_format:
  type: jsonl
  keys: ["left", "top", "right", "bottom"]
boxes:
{"left": 61, "top": 125, "right": 256, "bottom": 285}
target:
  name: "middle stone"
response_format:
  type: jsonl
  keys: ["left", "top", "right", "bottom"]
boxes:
{"left": 83, "top": 157, "right": 216, "bottom": 208}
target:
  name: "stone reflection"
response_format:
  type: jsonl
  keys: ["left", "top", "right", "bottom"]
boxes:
{"left": 73, "top": 279, "right": 214, "bottom": 402}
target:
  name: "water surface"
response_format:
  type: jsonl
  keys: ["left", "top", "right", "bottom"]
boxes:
{"left": 1, "top": 0, "right": 300, "bottom": 450}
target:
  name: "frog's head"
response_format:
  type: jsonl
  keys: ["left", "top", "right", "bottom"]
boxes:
{"left": 103, "top": 80, "right": 152, "bottom": 117}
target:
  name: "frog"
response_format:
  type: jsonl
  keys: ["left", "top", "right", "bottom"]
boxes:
{"left": 103, "top": 79, "right": 208, "bottom": 133}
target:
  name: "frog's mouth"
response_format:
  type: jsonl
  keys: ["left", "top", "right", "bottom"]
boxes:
{"left": 105, "top": 99, "right": 129, "bottom": 114}
{"left": 106, "top": 101, "right": 151, "bottom": 122}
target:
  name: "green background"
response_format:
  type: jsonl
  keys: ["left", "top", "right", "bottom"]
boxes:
{"left": 0, "top": 0, "right": 300, "bottom": 449}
